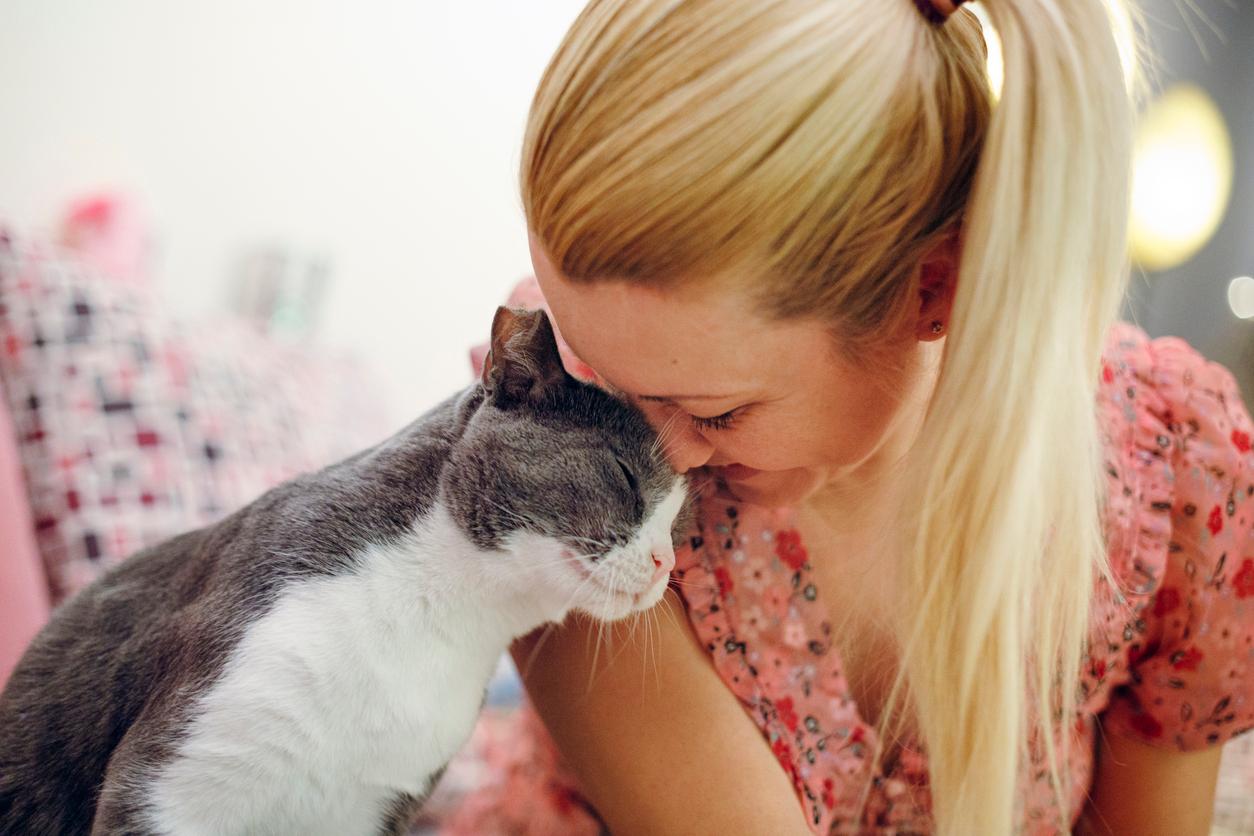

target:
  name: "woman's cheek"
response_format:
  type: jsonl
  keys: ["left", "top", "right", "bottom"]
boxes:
{"left": 716, "top": 422, "right": 816, "bottom": 470}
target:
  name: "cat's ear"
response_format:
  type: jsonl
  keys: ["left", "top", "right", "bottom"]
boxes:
{"left": 481, "top": 307, "right": 572, "bottom": 406}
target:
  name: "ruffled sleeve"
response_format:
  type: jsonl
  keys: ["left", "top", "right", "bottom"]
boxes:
{"left": 1101, "top": 326, "right": 1254, "bottom": 751}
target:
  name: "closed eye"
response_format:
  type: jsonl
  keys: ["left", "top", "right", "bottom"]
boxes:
{"left": 691, "top": 410, "right": 737, "bottom": 432}
{"left": 616, "top": 458, "right": 639, "bottom": 495}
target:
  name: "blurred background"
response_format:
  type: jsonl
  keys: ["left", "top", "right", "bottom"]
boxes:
{"left": 0, "top": 0, "right": 590, "bottom": 425}
{"left": 1121, "top": 0, "right": 1253, "bottom": 407}
{"left": 0, "top": 0, "right": 1250, "bottom": 422}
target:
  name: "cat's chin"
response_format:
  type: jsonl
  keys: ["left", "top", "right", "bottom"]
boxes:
{"left": 573, "top": 578, "right": 669, "bottom": 622}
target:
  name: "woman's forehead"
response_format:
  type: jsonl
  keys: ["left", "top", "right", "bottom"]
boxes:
{"left": 534, "top": 261, "right": 827, "bottom": 400}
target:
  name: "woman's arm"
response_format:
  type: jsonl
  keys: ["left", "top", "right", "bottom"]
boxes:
{"left": 1074, "top": 719, "right": 1223, "bottom": 836}
{"left": 513, "top": 588, "right": 812, "bottom": 836}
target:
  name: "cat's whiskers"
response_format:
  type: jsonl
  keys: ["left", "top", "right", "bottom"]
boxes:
{"left": 649, "top": 591, "right": 686, "bottom": 689}
{"left": 632, "top": 607, "right": 658, "bottom": 694}
{"left": 517, "top": 568, "right": 602, "bottom": 681}
{"left": 647, "top": 606, "right": 663, "bottom": 694}
{"left": 661, "top": 578, "right": 700, "bottom": 592}
{"left": 657, "top": 590, "right": 684, "bottom": 634}
{"left": 686, "top": 474, "right": 716, "bottom": 494}
{"left": 656, "top": 408, "right": 690, "bottom": 460}
{"left": 492, "top": 560, "right": 611, "bottom": 613}
{"left": 468, "top": 497, "right": 583, "bottom": 546}
{"left": 470, "top": 479, "right": 697, "bottom": 698}
{"left": 463, "top": 495, "right": 615, "bottom": 567}
{"left": 518, "top": 622, "right": 559, "bottom": 682}
{"left": 647, "top": 409, "right": 687, "bottom": 462}
{"left": 587, "top": 576, "right": 612, "bottom": 692}
{"left": 585, "top": 561, "right": 631, "bottom": 695}
{"left": 562, "top": 536, "right": 615, "bottom": 553}
{"left": 474, "top": 498, "right": 633, "bottom": 568}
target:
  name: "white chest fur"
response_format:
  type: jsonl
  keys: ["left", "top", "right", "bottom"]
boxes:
{"left": 143, "top": 506, "right": 525, "bottom": 836}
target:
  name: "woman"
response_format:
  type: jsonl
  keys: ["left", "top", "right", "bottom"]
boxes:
{"left": 446, "top": 0, "right": 1254, "bottom": 833}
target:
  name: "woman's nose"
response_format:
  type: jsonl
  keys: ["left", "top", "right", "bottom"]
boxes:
{"left": 638, "top": 402, "right": 715, "bottom": 472}
{"left": 650, "top": 422, "right": 715, "bottom": 473}
{"left": 663, "top": 430, "right": 715, "bottom": 473}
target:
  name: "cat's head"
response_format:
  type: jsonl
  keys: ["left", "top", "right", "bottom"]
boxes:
{"left": 444, "top": 307, "right": 691, "bottom": 621}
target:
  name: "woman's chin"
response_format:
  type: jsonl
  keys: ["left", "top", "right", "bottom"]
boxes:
{"left": 713, "top": 469, "right": 823, "bottom": 509}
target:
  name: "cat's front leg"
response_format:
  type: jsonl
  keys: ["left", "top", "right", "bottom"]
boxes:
{"left": 91, "top": 733, "right": 164, "bottom": 836}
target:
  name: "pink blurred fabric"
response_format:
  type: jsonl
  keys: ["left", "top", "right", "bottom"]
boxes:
{"left": 0, "top": 394, "right": 50, "bottom": 688}
{"left": 0, "top": 235, "right": 392, "bottom": 604}
{"left": 59, "top": 192, "right": 151, "bottom": 287}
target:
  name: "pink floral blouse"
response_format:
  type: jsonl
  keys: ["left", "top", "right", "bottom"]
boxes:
{"left": 445, "top": 285, "right": 1254, "bottom": 835}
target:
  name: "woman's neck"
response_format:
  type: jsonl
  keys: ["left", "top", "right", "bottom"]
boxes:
{"left": 806, "top": 337, "right": 942, "bottom": 521}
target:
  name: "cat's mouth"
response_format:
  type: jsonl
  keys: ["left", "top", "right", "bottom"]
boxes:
{"left": 576, "top": 563, "right": 665, "bottom": 601}
{"left": 631, "top": 575, "right": 669, "bottom": 606}
{"left": 561, "top": 550, "right": 667, "bottom": 612}
{"left": 582, "top": 576, "right": 669, "bottom": 619}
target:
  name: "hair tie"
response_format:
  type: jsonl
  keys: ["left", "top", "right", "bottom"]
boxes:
{"left": 913, "top": 0, "right": 967, "bottom": 25}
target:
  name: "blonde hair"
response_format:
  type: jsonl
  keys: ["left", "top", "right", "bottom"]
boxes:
{"left": 521, "top": 1, "right": 1136, "bottom": 832}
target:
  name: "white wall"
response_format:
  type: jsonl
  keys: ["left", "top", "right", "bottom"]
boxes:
{"left": 0, "top": 0, "right": 588, "bottom": 421}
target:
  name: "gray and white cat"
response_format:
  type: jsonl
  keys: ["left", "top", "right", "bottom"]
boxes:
{"left": 0, "top": 307, "right": 688, "bottom": 835}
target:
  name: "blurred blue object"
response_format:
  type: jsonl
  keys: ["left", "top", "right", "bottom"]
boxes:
{"left": 484, "top": 653, "right": 524, "bottom": 708}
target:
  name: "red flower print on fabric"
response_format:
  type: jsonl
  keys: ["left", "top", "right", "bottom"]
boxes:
{"left": 1233, "top": 429, "right": 1251, "bottom": 453}
{"left": 1129, "top": 712, "right": 1164, "bottom": 739}
{"left": 775, "top": 529, "right": 808, "bottom": 571}
{"left": 1102, "top": 362, "right": 1115, "bottom": 384}
{"left": 1207, "top": 505, "right": 1224, "bottom": 536}
{"left": 1234, "top": 558, "right": 1254, "bottom": 599}
{"left": 1172, "top": 646, "right": 1204, "bottom": 671}
{"left": 771, "top": 736, "right": 800, "bottom": 785}
{"left": 1153, "top": 586, "right": 1181, "bottom": 617}
{"left": 714, "top": 565, "right": 734, "bottom": 596}
{"left": 776, "top": 697, "right": 800, "bottom": 732}
{"left": 822, "top": 778, "right": 837, "bottom": 810}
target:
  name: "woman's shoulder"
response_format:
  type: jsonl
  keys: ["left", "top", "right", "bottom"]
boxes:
{"left": 1089, "top": 322, "right": 1254, "bottom": 751}
{"left": 1099, "top": 321, "right": 1247, "bottom": 416}
{"left": 1095, "top": 322, "right": 1250, "bottom": 580}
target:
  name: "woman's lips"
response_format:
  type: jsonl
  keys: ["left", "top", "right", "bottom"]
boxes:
{"left": 715, "top": 463, "right": 761, "bottom": 482}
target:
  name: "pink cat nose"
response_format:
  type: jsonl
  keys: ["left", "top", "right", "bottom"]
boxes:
{"left": 650, "top": 550, "right": 675, "bottom": 585}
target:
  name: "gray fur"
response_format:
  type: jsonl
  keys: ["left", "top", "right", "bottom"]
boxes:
{"left": 0, "top": 308, "right": 683, "bottom": 835}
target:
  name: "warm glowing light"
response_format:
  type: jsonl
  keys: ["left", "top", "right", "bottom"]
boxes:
{"left": 1129, "top": 85, "right": 1233, "bottom": 272}
{"left": 1229, "top": 276, "right": 1254, "bottom": 320}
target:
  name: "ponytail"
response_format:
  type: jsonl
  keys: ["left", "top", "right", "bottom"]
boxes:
{"left": 890, "top": 2, "right": 1135, "bottom": 831}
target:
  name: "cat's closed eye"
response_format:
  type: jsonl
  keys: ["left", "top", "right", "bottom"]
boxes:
{"left": 615, "top": 457, "right": 639, "bottom": 495}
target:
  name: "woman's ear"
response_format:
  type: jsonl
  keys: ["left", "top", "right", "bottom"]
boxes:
{"left": 915, "top": 230, "right": 960, "bottom": 342}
